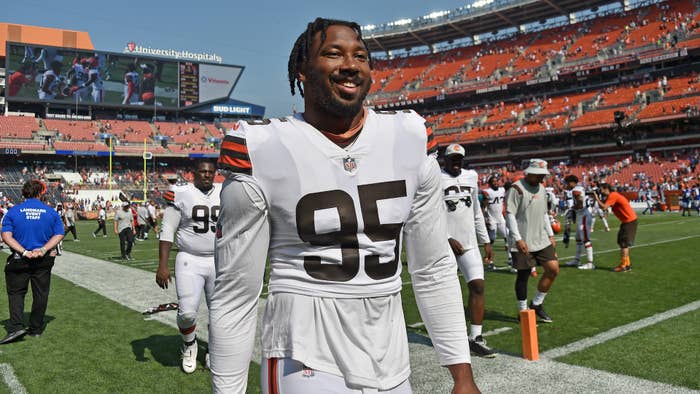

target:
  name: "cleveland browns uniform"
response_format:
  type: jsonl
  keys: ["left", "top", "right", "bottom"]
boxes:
{"left": 210, "top": 109, "right": 470, "bottom": 393}
{"left": 482, "top": 186, "right": 507, "bottom": 243}
{"left": 567, "top": 186, "right": 595, "bottom": 269}
{"left": 442, "top": 168, "right": 489, "bottom": 282}
{"left": 160, "top": 182, "right": 221, "bottom": 347}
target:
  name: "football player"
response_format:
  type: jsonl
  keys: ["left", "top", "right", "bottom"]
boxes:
{"left": 680, "top": 186, "right": 692, "bottom": 216}
{"left": 38, "top": 60, "right": 62, "bottom": 100}
{"left": 122, "top": 63, "right": 140, "bottom": 105}
{"left": 506, "top": 159, "right": 559, "bottom": 323}
{"left": 481, "top": 173, "right": 514, "bottom": 272}
{"left": 85, "top": 57, "right": 105, "bottom": 103}
{"left": 586, "top": 182, "right": 610, "bottom": 232}
{"left": 156, "top": 161, "right": 220, "bottom": 374}
{"left": 561, "top": 175, "right": 579, "bottom": 248}
{"left": 441, "top": 144, "right": 495, "bottom": 358}
{"left": 565, "top": 186, "right": 595, "bottom": 270}
{"left": 210, "top": 18, "right": 479, "bottom": 393}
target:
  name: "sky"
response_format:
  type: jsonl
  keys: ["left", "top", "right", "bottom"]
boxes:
{"left": 5, "top": 0, "right": 471, "bottom": 117}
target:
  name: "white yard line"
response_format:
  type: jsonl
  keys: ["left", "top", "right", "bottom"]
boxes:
{"left": 542, "top": 300, "right": 700, "bottom": 359}
{"left": 0, "top": 364, "right": 27, "bottom": 394}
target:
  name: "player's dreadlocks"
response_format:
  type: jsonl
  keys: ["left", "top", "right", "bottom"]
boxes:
{"left": 288, "top": 17, "right": 373, "bottom": 97}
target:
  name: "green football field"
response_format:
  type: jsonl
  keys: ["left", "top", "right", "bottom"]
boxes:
{"left": 0, "top": 212, "right": 698, "bottom": 392}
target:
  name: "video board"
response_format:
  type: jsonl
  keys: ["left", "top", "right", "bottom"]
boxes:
{"left": 4, "top": 43, "right": 243, "bottom": 110}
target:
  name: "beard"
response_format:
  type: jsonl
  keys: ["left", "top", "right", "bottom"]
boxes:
{"left": 304, "top": 68, "right": 370, "bottom": 118}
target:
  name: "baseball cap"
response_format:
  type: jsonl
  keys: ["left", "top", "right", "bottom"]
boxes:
{"left": 524, "top": 159, "right": 549, "bottom": 175}
{"left": 445, "top": 144, "right": 465, "bottom": 157}
{"left": 121, "top": 201, "right": 131, "bottom": 207}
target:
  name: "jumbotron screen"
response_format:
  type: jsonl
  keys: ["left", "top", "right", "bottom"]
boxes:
{"left": 4, "top": 43, "right": 243, "bottom": 110}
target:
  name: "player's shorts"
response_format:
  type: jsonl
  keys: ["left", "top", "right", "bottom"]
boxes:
{"left": 261, "top": 358, "right": 412, "bottom": 394}
{"left": 455, "top": 247, "right": 484, "bottom": 282}
{"left": 175, "top": 251, "right": 215, "bottom": 327}
{"left": 680, "top": 201, "right": 689, "bottom": 209}
{"left": 693, "top": 200, "right": 700, "bottom": 208}
{"left": 511, "top": 244, "right": 557, "bottom": 270}
{"left": 617, "top": 220, "right": 638, "bottom": 248}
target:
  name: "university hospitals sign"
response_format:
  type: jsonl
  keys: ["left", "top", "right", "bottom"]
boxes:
{"left": 123, "top": 41, "right": 223, "bottom": 64}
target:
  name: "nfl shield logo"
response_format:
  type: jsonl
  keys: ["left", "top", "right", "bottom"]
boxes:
{"left": 343, "top": 157, "right": 357, "bottom": 173}
{"left": 127, "top": 42, "right": 136, "bottom": 52}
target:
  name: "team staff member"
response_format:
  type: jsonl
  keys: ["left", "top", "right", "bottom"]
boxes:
{"left": 594, "top": 183, "right": 638, "bottom": 272}
{"left": 505, "top": 159, "right": 559, "bottom": 323}
{"left": 92, "top": 204, "right": 107, "bottom": 237}
{"left": 63, "top": 202, "right": 79, "bottom": 242}
{"left": 210, "top": 18, "right": 479, "bottom": 393}
{"left": 1, "top": 180, "right": 64, "bottom": 344}
{"left": 114, "top": 201, "right": 136, "bottom": 260}
{"left": 156, "top": 161, "right": 220, "bottom": 374}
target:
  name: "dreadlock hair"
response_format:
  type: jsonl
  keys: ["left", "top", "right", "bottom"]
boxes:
{"left": 288, "top": 17, "right": 373, "bottom": 97}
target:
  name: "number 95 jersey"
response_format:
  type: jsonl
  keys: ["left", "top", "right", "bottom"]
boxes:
{"left": 163, "top": 182, "right": 221, "bottom": 256}
{"left": 218, "top": 109, "right": 432, "bottom": 298}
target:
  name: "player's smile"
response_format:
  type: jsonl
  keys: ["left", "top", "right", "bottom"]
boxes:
{"left": 302, "top": 25, "right": 371, "bottom": 119}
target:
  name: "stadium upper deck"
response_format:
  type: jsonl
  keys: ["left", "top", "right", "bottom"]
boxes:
{"left": 362, "top": 0, "right": 615, "bottom": 52}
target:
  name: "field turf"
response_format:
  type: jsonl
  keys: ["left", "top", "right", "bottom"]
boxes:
{"left": 0, "top": 211, "right": 698, "bottom": 392}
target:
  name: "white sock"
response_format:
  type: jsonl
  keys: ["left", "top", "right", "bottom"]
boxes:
{"left": 470, "top": 324, "right": 482, "bottom": 340}
{"left": 585, "top": 242, "right": 594, "bottom": 263}
{"left": 517, "top": 300, "right": 528, "bottom": 311}
{"left": 532, "top": 291, "right": 547, "bottom": 306}
{"left": 181, "top": 330, "right": 196, "bottom": 343}
{"left": 602, "top": 217, "right": 609, "bottom": 230}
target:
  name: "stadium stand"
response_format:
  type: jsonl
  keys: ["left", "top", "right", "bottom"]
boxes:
{"left": 0, "top": 115, "right": 39, "bottom": 139}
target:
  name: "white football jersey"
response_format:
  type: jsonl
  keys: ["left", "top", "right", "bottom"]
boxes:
{"left": 441, "top": 168, "right": 489, "bottom": 250}
{"left": 89, "top": 68, "right": 103, "bottom": 90}
{"left": 162, "top": 182, "right": 221, "bottom": 256}
{"left": 482, "top": 186, "right": 506, "bottom": 227}
{"left": 219, "top": 109, "right": 431, "bottom": 298}
{"left": 38, "top": 70, "right": 59, "bottom": 99}
{"left": 572, "top": 186, "right": 586, "bottom": 212}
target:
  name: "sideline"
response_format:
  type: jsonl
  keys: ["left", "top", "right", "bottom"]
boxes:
{"left": 5, "top": 243, "right": 696, "bottom": 393}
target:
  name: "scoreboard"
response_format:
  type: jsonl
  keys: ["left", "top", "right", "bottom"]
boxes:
{"left": 5, "top": 43, "right": 243, "bottom": 110}
{"left": 179, "top": 62, "right": 199, "bottom": 106}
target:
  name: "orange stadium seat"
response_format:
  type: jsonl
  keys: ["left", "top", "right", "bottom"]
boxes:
{"left": 0, "top": 116, "right": 39, "bottom": 139}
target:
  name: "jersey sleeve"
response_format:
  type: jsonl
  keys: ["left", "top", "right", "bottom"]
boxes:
{"left": 403, "top": 156, "right": 471, "bottom": 367}
{"left": 158, "top": 206, "right": 181, "bottom": 243}
{"left": 217, "top": 123, "right": 252, "bottom": 175}
{"left": 163, "top": 188, "right": 176, "bottom": 208}
{"left": 209, "top": 174, "right": 270, "bottom": 393}
{"left": 163, "top": 185, "right": 187, "bottom": 211}
{"left": 426, "top": 126, "right": 437, "bottom": 156}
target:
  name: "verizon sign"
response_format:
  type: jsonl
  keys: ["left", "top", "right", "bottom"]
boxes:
{"left": 123, "top": 41, "right": 223, "bottom": 64}
{"left": 199, "top": 64, "right": 242, "bottom": 102}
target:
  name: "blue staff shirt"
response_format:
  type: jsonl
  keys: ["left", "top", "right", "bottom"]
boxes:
{"left": 1, "top": 198, "right": 65, "bottom": 250}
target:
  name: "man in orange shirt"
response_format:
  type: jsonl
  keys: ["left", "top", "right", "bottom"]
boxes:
{"left": 7, "top": 64, "right": 36, "bottom": 97}
{"left": 594, "top": 183, "right": 638, "bottom": 272}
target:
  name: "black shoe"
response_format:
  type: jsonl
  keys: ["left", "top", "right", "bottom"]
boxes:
{"left": 27, "top": 329, "right": 42, "bottom": 338}
{"left": 0, "top": 329, "right": 26, "bottom": 344}
{"left": 529, "top": 302, "right": 553, "bottom": 323}
{"left": 126, "top": 255, "right": 133, "bottom": 261}
{"left": 469, "top": 335, "right": 496, "bottom": 358}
